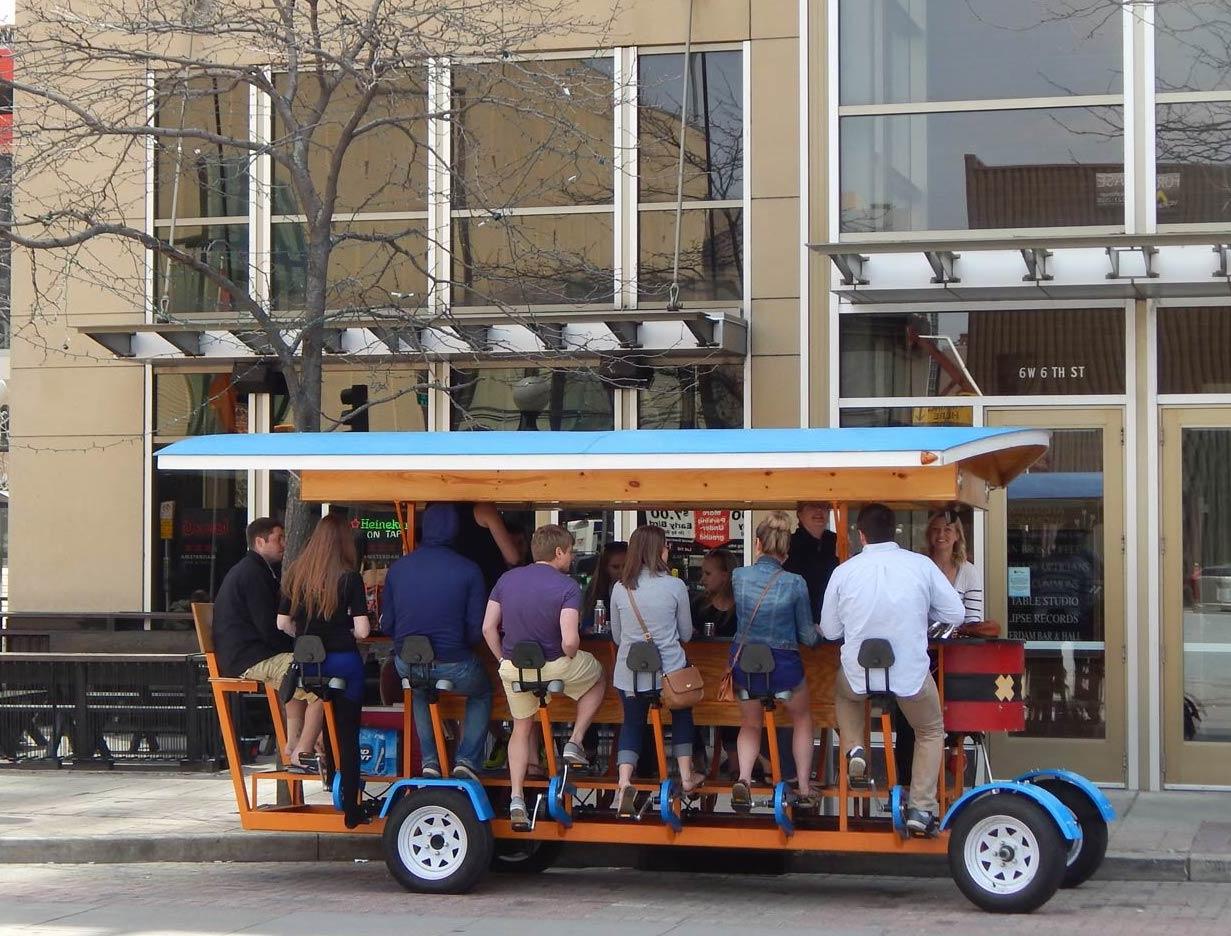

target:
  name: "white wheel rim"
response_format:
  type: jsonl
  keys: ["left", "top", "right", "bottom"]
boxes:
{"left": 963, "top": 814, "right": 1042, "bottom": 896}
{"left": 1066, "top": 834, "right": 1083, "bottom": 866}
{"left": 397, "top": 805, "right": 469, "bottom": 881}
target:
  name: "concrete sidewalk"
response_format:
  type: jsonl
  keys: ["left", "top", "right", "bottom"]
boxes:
{"left": 0, "top": 770, "right": 1228, "bottom": 882}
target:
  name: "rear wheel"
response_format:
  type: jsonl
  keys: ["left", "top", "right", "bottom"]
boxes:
{"left": 948, "top": 794, "right": 1068, "bottom": 914}
{"left": 383, "top": 788, "right": 493, "bottom": 894}
{"left": 1034, "top": 779, "right": 1108, "bottom": 888}
{"left": 490, "top": 839, "right": 564, "bottom": 874}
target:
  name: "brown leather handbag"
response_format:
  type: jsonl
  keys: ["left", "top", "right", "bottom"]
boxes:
{"left": 718, "top": 570, "right": 784, "bottom": 702}
{"left": 626, "top": 589, "right": 704, "bottom": 710}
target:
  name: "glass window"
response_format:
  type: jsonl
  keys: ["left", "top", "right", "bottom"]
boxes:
{"left": 154, "top": 77, "right": 249, "bottom": 219}
{"left": 638, "top": 207, "right": 742, "bottom": 303}
{"left": 1156, "top": 102, "right": 1231, "bottom": 225}
{"left": 638, "top": 365, "right": 744, "bottom": 429}
{"left": 1006, "top": 428, "right": 1107, "bottom": 739}
{"left": 152, "top": 225, "right": 248, "bottom": 317}
{"left": 840, "top": 108, "right": 1124, "bottom": 233}
{"left": 450, "top": 367, "right": 615, "bottom": 431}
{"left": 1159, "top": 307, "right": 1231, "bottom": 394}
{"left": 839, "top": 0, "right": 1122, "bottom": 106}
{"left": 154, "top": 372, "right": 247, "bottom": 436}
{"left": 271, "top": 221, "right": 428, "bottom": 312}
{"left": 638, "top": 51, "right": 743, "bottom": 203}
{"left": 320, "top": 366, "right": 428, "bottom": 433}
{"left": 452, "top": 59, "right": 614, "bottom": 209}
{"left": 452, "top": 213, "right": 614, "bottom": 306}
{"left": 839, "top": 309, "right": 1126, "bottom": 398}
{"left": 1156, "top": 1, "right": 1231, "bottom": 93}
{"left": 271, "top": 73, "right": 428, "bottom": 215}
{"left": 328, "top": 504, "right": 409, "bottom": 568}
{"left": 838, "top": 405, "right": 972, "bottom": 428}
{"left": 1178, "top": 428, "right": 1231, "bottom": 742}
{"left": 153, "top": 465, "right": 247, "bottom": 611}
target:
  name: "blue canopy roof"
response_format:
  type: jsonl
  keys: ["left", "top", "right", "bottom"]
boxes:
{"left": 158, "top": 426, "right": 1048, "bottom": 475}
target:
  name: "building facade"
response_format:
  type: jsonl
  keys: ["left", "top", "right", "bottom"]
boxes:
{"left": 8, "top": 1, "right": 1231, "bottom": 790}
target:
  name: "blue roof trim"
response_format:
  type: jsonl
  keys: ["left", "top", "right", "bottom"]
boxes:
{"left": 158, "top": 426, "right": 1032, "bottom": 459}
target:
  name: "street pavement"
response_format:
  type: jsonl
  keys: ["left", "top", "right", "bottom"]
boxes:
{"left": 2, "top": 861, "right": 1231, "bottom": 935}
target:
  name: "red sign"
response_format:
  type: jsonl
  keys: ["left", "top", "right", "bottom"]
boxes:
{"left": 695, "top": 510, "right": 732, "bottom": 549}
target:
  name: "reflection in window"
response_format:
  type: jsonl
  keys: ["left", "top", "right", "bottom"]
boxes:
{"left": 1156, "top": 1, "right": 1231, "bottom": 93}
{"left": 452, "top": 59, "right": 614, "bottom": 209}
{"left": 1179, "top": 428, "right": 1231, "bottom": 742}
{"left": 320, "top": 366, "right": 428, "bottom": 433}
{"left": 450, "top": 368, "right": 614, "bottom": 431}
{"left": 154, "top": 76, "right": 250, "bottom": 219}
{"left": 271, "top": 222, "right": 428, "bottom": 312}
{"left": 638, "top": 51, "right": 743, "bottom": 203}
{"left": 838, "top": 406, "right": 972, "bottom": 428}
{"left": 152, "top": 465, "right": 247, "bottom": 611}
{"left": 1159, "top": 307, "right": 1231, "bottom": 394}
{"left": 637, "top": 508, "right": 746, "bottom": 604}
{"left": 839, "top": 0, "right": 1121, "bottom": 106}
{"left": 452, "top": 213, "right": 614, "bottom": 306}
{"left": 638, "top": 208, "right": 742, "bottom": 303}
{"left": 152, "top": 225, "right": 248, "bottom": 317}
{"left": 154, "top": 372, "right": 247, "bottom": 436}
{"left": 840, "top": 108, "right": 1124, "bottom": 232}
{"left": 1156, "top": 103, "right": 1231, "bottom": 225}
{"left": 839, "top": 309, "right": 1126, "bottom": 398}
{"left": 272, "top": 74, "right": 428, "bottom": 215}
{"left": 1006, "top": 429, "right": 1106, "bottom": 739}
{"left": 638, "top": 365, "right": 743, "bottom": 429}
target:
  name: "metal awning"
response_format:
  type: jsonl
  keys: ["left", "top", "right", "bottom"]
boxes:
{"left": 79, "top": 308, "right": 747, "bottom": 361}
{"left": 810, "top": 232, "right": 1231, "bottom": 303}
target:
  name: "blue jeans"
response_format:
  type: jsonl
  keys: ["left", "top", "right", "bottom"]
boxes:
{"left": 618, "top": 691, "right": 695, "bottom": 768}
{"left": 394, "top": 655, "right": 492, "bottom": 770}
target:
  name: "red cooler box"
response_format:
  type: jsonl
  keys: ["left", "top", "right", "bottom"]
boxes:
{"left": 941, "top": 639, "right": 1025, "bottom": 733}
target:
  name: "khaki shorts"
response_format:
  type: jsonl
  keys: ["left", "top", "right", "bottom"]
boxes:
{"left": 240, "top": 653, "right": 319, "bottom": 704}
{"left": 498, "top": 651, "right": 603, "bottom": 720}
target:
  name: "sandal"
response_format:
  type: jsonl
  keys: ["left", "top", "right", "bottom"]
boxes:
{"left": 616, "top": 784, "right": 637, "bottom": 817}
{"left": 730, "top": 779, "right": 752, "bottom": 812}
{"left": 681, "top": 776, "right": 703, "bottom": 798}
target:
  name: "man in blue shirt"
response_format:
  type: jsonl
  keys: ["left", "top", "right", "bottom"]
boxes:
{"left": 383, "top": 503, "right": 492, "bottom": 781}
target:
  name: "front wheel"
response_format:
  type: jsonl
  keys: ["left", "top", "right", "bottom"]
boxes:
{"left": 490, "top": 839, "right": 564, "bottom": 874}
{"left": 948, "top": 794, "right": 1068, "bottom": 914}
{"left": 383, "top": 788, "right": 493, "bottom": 894}
{"left": 1034, "top": 779, "right": 1108, "bottom": 888}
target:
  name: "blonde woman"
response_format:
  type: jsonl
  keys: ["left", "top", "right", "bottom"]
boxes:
{"left": 923, "top": 510, "right": 982, "bottom": 624}
{"left": 728, "top": 511, "right": 818, "bottom": 809}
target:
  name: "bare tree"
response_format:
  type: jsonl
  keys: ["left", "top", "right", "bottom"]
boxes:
{"left": 2, "top": 0, "right": 710, "bottom": 552}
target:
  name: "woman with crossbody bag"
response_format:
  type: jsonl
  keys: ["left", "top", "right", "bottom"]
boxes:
{"left": 609, "top": 525, "right": 702, "bottom": 816}
{"left": 727, "top": 511, "right": 820, "bottom": 810}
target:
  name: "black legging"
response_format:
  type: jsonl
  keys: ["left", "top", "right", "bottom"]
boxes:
{"left": 330, "top": 696, "right": 363, "bottom": 827}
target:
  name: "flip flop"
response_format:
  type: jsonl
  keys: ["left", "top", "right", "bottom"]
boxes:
{"left": 616, "top": 785, "right": 637, "bottom": 817}
{"left": 731, "top": 780, "right": 752, "bottom": 811}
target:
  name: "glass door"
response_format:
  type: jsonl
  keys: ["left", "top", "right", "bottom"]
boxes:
{"left": 986, "top": 408, "right": 1126, "bottom": 782}
{"left": 1160, "top": 409, "right": 1231, "bottom": 786}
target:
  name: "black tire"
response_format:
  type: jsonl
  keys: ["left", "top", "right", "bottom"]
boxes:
{"left": 383, "top": 788, "right": 494, "bottom": 894}
{"left": 948, "top": 793, "right": 1068, "bottom": 914}
{"left": 1034, "top": 779, "right": 1109, "bottom": 888}
{"left": 490, "top": 839, "right": 564, "bottom": 874}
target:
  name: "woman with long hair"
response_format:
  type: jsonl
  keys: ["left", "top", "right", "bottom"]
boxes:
{"left": 729, "top": 511, "right": 818, "bottom": 809}
{"left": 609, "top": 525, "right": 700, "bottom": 815}
{"left": 278, "top": 512, "right": 372, "bottom": 828}
{"left": 923, "top": 509, "right": 982, "bottom": 624}
{"left": 582, "top": 540, "right": 628, "bottom": 631}
{"left": 692, "top": 547, "right": 738, "bottom": 639}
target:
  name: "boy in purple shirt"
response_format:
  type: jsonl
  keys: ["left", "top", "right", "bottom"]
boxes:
{"left": 482, "top": 524, "right": 605, "bottom": 826}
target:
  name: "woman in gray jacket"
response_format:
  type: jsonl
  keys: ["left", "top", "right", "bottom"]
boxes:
{"left": 609, "top": 524, "right": 701, "bottom": 815}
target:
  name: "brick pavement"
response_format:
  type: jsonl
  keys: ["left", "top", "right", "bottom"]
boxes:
{"left": 1, "top": 862, "right": 1230, "bottom": 935}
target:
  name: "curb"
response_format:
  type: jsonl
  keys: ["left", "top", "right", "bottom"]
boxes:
{"left": 1, "top": 835, "right": 1221, "bottom": 882}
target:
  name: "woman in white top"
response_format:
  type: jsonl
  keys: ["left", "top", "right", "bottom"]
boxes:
{"left": 924, "top": 510, "right": 983, "bottom": 624}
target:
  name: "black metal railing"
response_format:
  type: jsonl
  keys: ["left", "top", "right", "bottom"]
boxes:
{"left": 0, "top": 653, "right": 225, "bottom": 767}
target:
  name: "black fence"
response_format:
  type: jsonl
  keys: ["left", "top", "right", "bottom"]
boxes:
{"left": 0, "top": 653, "right": 230, "bottom": 767}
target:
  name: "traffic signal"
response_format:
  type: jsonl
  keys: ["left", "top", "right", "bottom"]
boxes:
{"left": 339, "top": 384, "right": 369, "bottom": 432}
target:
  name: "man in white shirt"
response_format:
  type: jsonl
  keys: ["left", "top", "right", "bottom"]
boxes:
{"left": 820, "top": 503, "right": 965, "bottom": 836}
